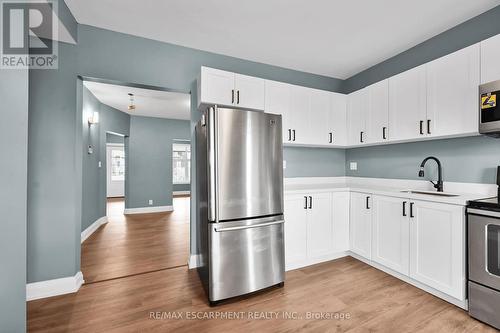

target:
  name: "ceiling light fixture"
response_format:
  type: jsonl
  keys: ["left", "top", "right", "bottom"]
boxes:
{"left": 128, "top": 93, "right": 136, "bottom": 111}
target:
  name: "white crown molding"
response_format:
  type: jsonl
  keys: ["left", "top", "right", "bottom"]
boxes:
{"left": 124, "top": 205, "right": 173, "bottom": 214}
{"left": 27, "top": 272, "right": 84, "bottom": 301}
{"left": 81, "top": 216, "right": 108, "bottom": 243}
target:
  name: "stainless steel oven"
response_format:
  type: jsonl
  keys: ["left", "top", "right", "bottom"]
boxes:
{"left": 468, "top": 205, "right": 500, "bottom": 329}
{"left": 479, "top": 80, "right": 500, "bottom": 137}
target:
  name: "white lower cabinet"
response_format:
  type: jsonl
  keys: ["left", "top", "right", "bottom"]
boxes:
{"left": 350, "top": 192, "right": 372, "bottom": 259}
{"left": 371, "top": 195, "right": 409, "bottom": 275}
{"left": 409, "top": 200, "right": 465, "bottom": 301}
{"left": 284, "top": 191, "right": 349, "bottom": 270}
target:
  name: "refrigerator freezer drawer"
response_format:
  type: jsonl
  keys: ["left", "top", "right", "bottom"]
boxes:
{"left": 208, "top": 216, "right": 285, "bottom": 301}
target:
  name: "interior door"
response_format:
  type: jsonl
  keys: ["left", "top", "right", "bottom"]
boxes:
{"left": 371, "top": 195, "right": 409, "bottom": 275}
{"left": 215, "top": 108, "right": 283, "bottom": 221}
{"left": 388, "top": 65, "right": 427, "bottom": 141}
{"left": 350, "top": 192, "right": 372, "bottom": 259}
{"left": 106, "top": 144, "right": 125, "bottom": 197}
{"left": 306, "top": 192, "right": 333, "bottom": 258}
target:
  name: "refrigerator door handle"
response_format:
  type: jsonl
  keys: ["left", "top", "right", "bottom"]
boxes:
{"left": 207, "top": 107, "right": 217, "bottom": 221}
{"left": 214, "top": 220, "right": 284, "bottom": 232}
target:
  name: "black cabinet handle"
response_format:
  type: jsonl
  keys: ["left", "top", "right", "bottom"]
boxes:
{"left": 383, "top": 127, "right": 387, "bottom": 140}
{"left": 366, "top": 196, "right": 370, "bottom": 209}
{"left": 427, "top": 119, "right": 431, "bottom": 134}
{"left": 288, "top": 129, "right": 292, "bottom": 141}
{"left": 309, "top": 196, "right": 312, "bottom": 209}
{"left": 292, "top": 129, "right": 296, "bottom": 141}
{"left": 419, "top": 120, "right": 424, "bottom": 135}
{"left": 360, "top": 131, "right": 364, "bottom": 143}
{"left": 402, "top": 201, "right": 407, "bottom": 216}
{"left": 237, "top": 90, "right": 240, "bottom": 104}
{"left": 304, "top": 196, "right": 308, "bottom": 209}
{"left": 329, "top": 132, "right": 333, "bottom": 143}
{"left": 231, "top": 89, "right": 235, "bottom": 104}
{"left": 410, "top": 202, "right": 414, "bottom": 218}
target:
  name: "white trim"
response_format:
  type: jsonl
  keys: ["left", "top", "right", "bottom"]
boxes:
{"left": 348, "top": 252, "right": 468, "bottom": 310}
{"left": 188, "top": 254, "right": 203, "bottom": 269}
{"left": 81, "top": 216, "right": 108, "bottom": 243}
{"left": 173, "top": 191, "right": 191, "bottom": 196}
{"left": 27, "top": 271, "right": 84, "bottom": 301}
{"left": 124, "top": 205, "right": 173, "bottom": 214}
{"left": 106, "top": 143, "right": 125, "bottom": 147}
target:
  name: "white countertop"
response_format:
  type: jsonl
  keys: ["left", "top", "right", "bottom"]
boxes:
{"left": 284, "top": 177, "right": 496, "bottom": 206}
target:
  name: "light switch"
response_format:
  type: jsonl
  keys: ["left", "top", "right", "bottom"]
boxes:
{"left": 283, "top": 160, "right": 287, "bottom": 169}
{"left": 350, "top": 162, "right": 358, "bottom": 171}
{"left": 98, "top": 161, "right": 102, "bottom": 168}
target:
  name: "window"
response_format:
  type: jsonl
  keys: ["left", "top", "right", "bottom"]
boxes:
{"left": 111, "top": 148, "right": 125, "bottom": 181}
{"left": 173, "top": 143, "right": 191, "bottom": 184}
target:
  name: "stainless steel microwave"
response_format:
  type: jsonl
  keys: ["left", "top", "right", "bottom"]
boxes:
{"left": 480, "top": 80, "right": 500, "bottom": 137}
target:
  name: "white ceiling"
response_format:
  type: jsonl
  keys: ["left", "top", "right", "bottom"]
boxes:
{"left": 65, "top": 0, "right": 499, "bottom": 79}
{"left": 83, "top": 81, "right": 191, "bottom": 120}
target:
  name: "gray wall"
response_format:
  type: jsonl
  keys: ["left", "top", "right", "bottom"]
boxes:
{"left": 173, "top": 184, "right": 190, "bottom": 192}
{"left": 284, "top": 147, "right": 345, "bottom": 178}
{"left": 127, "top": 117, "right": 190, "bottom": 208}
{"left": 346, "top": 136, "right": 500, "bottom": 184}
{"left": 1, "top": 69, "right": 28, "bottom": 332}
{"left": 106, "top": 133, "right": 125, "bottom": 144}
{"left": 81, "top": 87, "right": 130, "bottom": 232}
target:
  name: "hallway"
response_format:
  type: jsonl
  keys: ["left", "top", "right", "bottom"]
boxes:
{"left": 80, "top": 196, "right": 190, "bottom": 283}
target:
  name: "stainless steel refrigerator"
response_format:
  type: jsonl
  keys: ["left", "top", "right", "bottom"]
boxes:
{"left": 196, "top": 106, "right": 285, "bottom": 304}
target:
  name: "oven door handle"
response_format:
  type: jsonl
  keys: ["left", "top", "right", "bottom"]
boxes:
{"left": 214, "top": 220, "right": 284, "bottom": 232}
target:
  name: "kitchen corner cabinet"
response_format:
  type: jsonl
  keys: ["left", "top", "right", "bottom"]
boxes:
{"left": 371, "top": 195, "right": 409, "bottom": 275}
{"left": 409, "top": 200, "right": 465, "bottom": 300}
{"left": 349, "top": 192, "right": 372, "bottom": 259}
{"left": 284, "top": 191, "right": 349, "bottom": 270}
{"left": 426, "top": 44, "right": 480, "bottom": 137}
{"left": 347, "top": 88, "right": 369, "bottom": 145}
{"left": 388, "top": 65, "right": 427, "bottom": 141}
{"left": 367, "top": 80, "right": 389, "bottom": 143}
{"left": 198, "top": 67, "right": 265, "bottom": 110}
{"left": 481, "top": 33, "right": 500, "bottom": 85}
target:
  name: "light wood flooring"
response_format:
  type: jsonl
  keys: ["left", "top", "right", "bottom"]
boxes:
{"left": 28, "top": 256, "right": 496, "bottom": 332}
{"left": 80, "top": 196, "right": 189, "bottom": 283}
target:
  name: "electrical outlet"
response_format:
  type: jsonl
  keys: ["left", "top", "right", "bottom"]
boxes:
{"left": 148, "top": 200, "right": 153, "bottom": 205}
{"left": 283, "top": 160, "right": 287, "bottom": 169}
{"left": 350, "top": 162, "right": 358, "bottom": 171}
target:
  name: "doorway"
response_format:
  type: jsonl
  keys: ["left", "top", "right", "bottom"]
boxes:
{"left": 106, "top": 143, "right": 125, "bottom": 198}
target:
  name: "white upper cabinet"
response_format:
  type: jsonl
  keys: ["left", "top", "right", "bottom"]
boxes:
{"left": 234, "top": 73, "right": 266, "bottom": 110}
{"left": 347, "top": 88, "right": 369, "bottom": 145}
{"left": 329, "top": 93, "right": 348, "bottom": 146}
{"left": 409, "top": 200, "right": 465, "bottom": 300}
{"left": 426, "top": 44, "right": 480, "bottom": 137}
{"left": 481, "top": 33, "right": 500, "bottom": 84}
{"left": 371, "top": 195, "right": 409, "bottom": 275}
{"left": 350, "top": 192, "right": 372, "bottom": 259}
{"left": 264, "top": 80, "right": 292, "bottom": 142}
{"left": 388, "top": 65, "right": 427, "bottom": 141}
{"left": 289, "top": 85, "right": 311, "bottom": 145}
{"left": 198, "top": 67, "right": 265, "bottom": 110}
{"left": 367, "top": 80, "right": 389, "bottom": 143}
{"left": 309, "top": 88, "right": 333, "bottom": 145}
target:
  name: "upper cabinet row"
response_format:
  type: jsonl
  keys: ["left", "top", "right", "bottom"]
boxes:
{"left": 198, "top": 33, "right": 500, "bottom": 148}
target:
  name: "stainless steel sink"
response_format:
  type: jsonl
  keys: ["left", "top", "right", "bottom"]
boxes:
{"left": 400, "top": 190, "right": 460, "bottom": 197}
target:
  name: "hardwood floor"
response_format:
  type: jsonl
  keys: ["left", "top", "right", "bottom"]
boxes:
{"left": 28, "top": 257, "right": 496, "bottom": 332}
{"left": 80, "top": 196, "right": 189, "bottom": 283}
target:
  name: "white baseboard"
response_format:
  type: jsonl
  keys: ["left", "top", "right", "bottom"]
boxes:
{"left": 348, "top": 252, "right": 467, "bottom": 310}
{"left": 188, "top": 254, "right": 202, "bottom": 269}
{"left": 285, "top": 251, "right": 348, "bottom": 271}
{"left": 124, "top": 205, "right": 173, "bottom": 214}
{"left": 81, "top": 216, "right": 108, "bottom": 243}
{"left": 173, "top": 191, "right": 190, "bottom": 195}
{"left": 27, "top": 271, "right": 84, "bottom": 301}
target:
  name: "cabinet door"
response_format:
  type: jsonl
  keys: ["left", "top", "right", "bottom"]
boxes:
{"left": 309, "top": 89, "right": 332, "bottom": 145}
{"left": 368, "top": 80, "right": 389, "bottom": 143}
{"left": 389, "top": 65, "right": 427, "bottom": 141}
{"left": 332, "top": 192, "right": 350, "bottom": 252}
{"left": 306, "top": 192, "right": 334, "bottom": 258}
{"left": 347, "top": 88, "right": 369, "bottom": 145}
{"left": 289, "top": 85, "right": 311, "bottom": 145}
{"left": 234, "top": 74, "right": 265, "bottom": 111}
{"left": 371, "top": 195, "right": 409, "bottom": 275}
{"left": 481, "top": 33, "right": 500, "bottom": 84}
{"left": 200, "top": 67, "right": 235, "bottom": 106}
{"left": 426, "top": 44, "right": 480, "bottom": 137}
{"left": 350, "top": 192, "right": 372, "bottom": 259}
{"left": 284, "top": 194, "right": 308, "bottom": 266}
{"left": 409, "top": 200, "right": 465, "bottom": 300}
{"left": 328, "top": 93, "right": 348, "bottom": 146}
{"left": 265, "top": 80, "right": 292, "bottom": 142}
